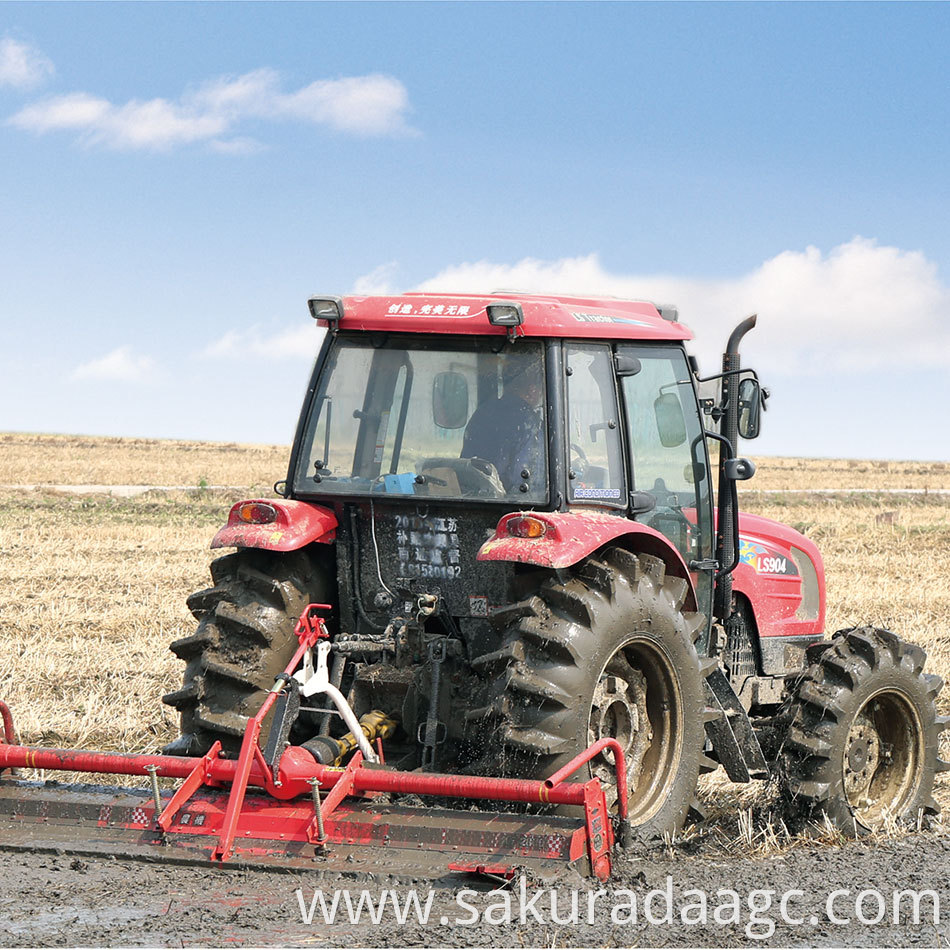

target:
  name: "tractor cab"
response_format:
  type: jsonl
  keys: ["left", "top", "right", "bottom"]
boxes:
{"left": 289, "top": 293, "right": 727, "bottom": 627}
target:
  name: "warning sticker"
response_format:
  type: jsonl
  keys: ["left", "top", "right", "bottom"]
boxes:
{"left": 574, "top": 487, "right": 622, "bottom": 499}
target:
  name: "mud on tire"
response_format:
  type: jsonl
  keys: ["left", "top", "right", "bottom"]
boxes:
{"left": 475, "top": 547, "right": 712, "bottom": 840}
{"left": 163, "top": 547, "right": 331, "bottom": 756}
{"left": 778, "top": 626, "right": 949, "bottom": 834}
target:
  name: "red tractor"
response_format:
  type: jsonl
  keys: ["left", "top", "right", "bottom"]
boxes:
{"left": 0, "top": 291, "right": 942, "bottom": 879}
{"left": 161, "top": 291, "right": 945, "bottom": 838}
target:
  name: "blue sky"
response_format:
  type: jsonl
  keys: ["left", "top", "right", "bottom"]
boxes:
{"left": 1, "top": 2, "right": 948, "bottom": 461}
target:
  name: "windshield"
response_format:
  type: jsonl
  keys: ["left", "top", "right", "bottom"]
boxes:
{"left": 294, "top": 336, "right": 548, "bottom": 503}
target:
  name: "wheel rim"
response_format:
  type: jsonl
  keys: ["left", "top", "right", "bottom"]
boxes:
{"left": 587, "top": 637, "right": 684, "bottom": 824}
{"left": 843, "top": 688, "right": 924, "bottom": 827}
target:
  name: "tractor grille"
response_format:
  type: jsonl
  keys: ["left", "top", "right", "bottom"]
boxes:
{"left": 727, "top": 616, "right": 757, "bottom": 680}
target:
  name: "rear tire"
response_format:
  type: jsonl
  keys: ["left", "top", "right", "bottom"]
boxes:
{"left": 778, "top": 626, "right": 948, "bottom": 833}
{"left": 162, "top": 547, "right": 331, "bottom": 756}
{"left": 476, "top": 548, "right": 711, "bottom": 840}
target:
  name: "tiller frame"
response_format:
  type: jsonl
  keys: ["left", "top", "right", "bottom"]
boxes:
{"left": 0, "top": 606, "right": 631, "bottom": 881}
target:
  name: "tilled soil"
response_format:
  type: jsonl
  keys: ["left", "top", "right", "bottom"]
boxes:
{"left": 3, "top": 833, "right": 950, "bottom": 947}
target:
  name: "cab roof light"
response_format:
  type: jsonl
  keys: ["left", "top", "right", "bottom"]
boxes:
{"left": 486, "top": 301, "right": 524, "bottom": 328}
{"left": 308, "top": 296, "right": 344, "bottom": 323}
{"left": 656, "top": 304, "right": 679, "bottom": 323}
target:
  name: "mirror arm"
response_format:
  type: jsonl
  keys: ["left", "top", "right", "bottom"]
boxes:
{"left": 694, "top": 366, "right": 759, "bottom": 385}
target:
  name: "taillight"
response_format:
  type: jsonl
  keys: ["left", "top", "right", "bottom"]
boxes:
{"left": 238, "top": 502, "right": 278, "bottom": 525}
{"left": 506, "top": 516, "right": 547, "bottom": 539}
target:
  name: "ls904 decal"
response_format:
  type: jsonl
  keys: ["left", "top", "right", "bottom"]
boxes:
{"left": 739, "top": 538, "right": 798, "bottom": 576}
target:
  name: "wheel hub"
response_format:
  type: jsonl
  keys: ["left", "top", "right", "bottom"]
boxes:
{"left": 591, "top": 676, "right": 639, "bottom": 750}
{"left": 844, "top": 713, "right": 882, "bottom": 799}
{"left": 847, "top": 738, "right": 870, "bottom": 773}
{"left": 588, "top": 665, "right": 652, "bottom": 806}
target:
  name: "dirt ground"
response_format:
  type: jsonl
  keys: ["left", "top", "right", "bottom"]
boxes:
{"left": 1, "top": 833, "right": 948, "bottom": 947}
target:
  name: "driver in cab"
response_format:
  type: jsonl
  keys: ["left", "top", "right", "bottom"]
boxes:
{"left": 461, "top": 360, "right": 544, "bottom": 492}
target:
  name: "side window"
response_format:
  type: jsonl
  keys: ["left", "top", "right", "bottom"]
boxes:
{"left": 565, "top": 344, "right": 625, "bottom": 505}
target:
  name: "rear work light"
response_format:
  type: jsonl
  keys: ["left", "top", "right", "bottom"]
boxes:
{"left": 506, "top": 515, "right": 547, "bottom": 539}
{"left": 487, "top": 301, "right": 524, "bottom": 328}
{"left": 308, "top": 296, "right": 344, "bottom": 323}
{"left": 238, "top": 502, "right": 278, "bottom": 525}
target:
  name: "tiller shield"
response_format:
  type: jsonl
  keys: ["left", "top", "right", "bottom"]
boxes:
{"left": 0, "top": 608, "right": 631, "bottom": 882}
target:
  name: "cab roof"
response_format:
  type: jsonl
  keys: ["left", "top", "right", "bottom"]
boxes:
{"left": 320, "top": 292, "right": 692, "bottom": 342}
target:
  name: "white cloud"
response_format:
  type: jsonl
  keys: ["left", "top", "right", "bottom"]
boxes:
{"left": 281, "top": 75, "right": 413, "bottom": 136}
{"left": 189, "top": 69, "right": 412, "bottom": 135}
{"left": 351, "top": 261, "right": 399, "bottom": 295}
{"left": 415, "top": 238, "right": 950, "bottom": 375}
{"left": 7, "top": 67, "right": 414, "bottom": 151}
{"left": 11, "top": 92, "right": 110, "bottom": 130}
{"left": 187, "top": 67, "right": 281, "bottom": 117}
{"left": 203, "top": 324, "right": 325, "bottom": 361}
{"left": 70, "top": 346, "right": 157, "bottom": 383}
{"left": 12, "top": 92, "right": 228, "bottom": 149}
{"left": 0, "top": 38, "right": 54, "bottom": 89}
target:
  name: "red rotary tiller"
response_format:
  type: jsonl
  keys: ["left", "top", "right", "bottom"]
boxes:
{"left": 0, "top": 605, "right": 630, "bottom": 882}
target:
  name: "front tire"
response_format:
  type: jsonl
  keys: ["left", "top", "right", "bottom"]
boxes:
{"left": 778, "top": 626, "right": 948, "bottom": 833}
{"left": 478, "top": 548, "right": 711, "bottom": 839}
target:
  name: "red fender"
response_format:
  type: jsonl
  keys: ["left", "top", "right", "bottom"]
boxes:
{"left": 211, "top": 499, "right": 337, "bottom": 552}
{"left": 478, "top": 510, "right": 698, "bottom": 611}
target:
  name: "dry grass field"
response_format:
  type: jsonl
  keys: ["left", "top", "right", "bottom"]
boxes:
{"left": 5, "top": 431, "right": 950, "bottom": 492}
{"left": 0, "top": 432, "right": 288, "bottom": 490}
{"left": 745, "top": 454, "right": 950, "bottom": 491}
{"left": 0, "top": 432, "right": 948, "bottom": 837}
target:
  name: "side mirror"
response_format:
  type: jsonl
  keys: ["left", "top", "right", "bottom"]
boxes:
{"left": 615, "top": 354, "right": 642, "bottom": 377}
{"left": 724, "top": 457, "right": 756, "bottom": 481}
{"left": 737, "top": 377, "right": 762, "bottom": 440}
{"left": 654, "top": 392, "right": 687, "bottom": 447}
{"left": 432, "top": 372, "right": 469, "bottom": 429}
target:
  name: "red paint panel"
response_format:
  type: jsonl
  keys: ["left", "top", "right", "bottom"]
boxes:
{"left": 211, "top": 500, "right": 337, "bottom": 551}
{"left": 320, "top": 293, "right": 692, "bottom": 342}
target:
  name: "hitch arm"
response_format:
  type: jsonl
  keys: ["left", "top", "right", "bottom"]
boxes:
{"left": 212, "top": 603, "right": 333, "bottom": 862}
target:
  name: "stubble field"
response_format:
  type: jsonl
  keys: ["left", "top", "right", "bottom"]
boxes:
{"left": 0, "top": 432, "right": 949, "bottom": 946}
{"left": 2, "top": 433, "right": 947, "bottom": 761}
